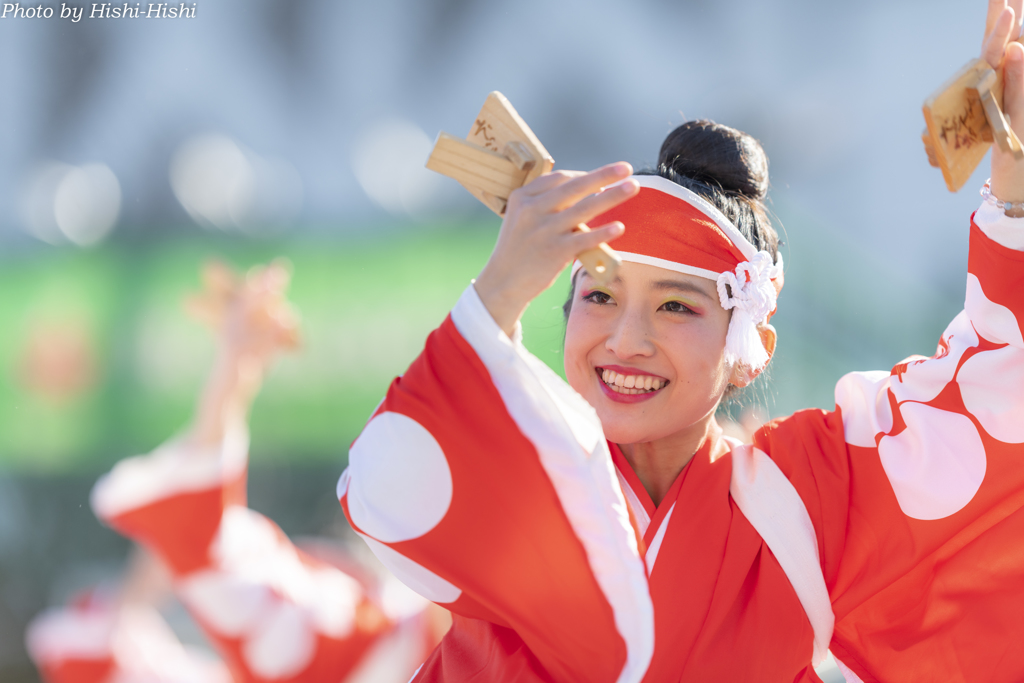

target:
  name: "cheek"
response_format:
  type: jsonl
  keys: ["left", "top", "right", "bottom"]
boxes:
{"left": 563, "top": 308, "right": 601, "bottom": 389}
{"left": 658, "top": 315, "right": 732, "bottom": 397}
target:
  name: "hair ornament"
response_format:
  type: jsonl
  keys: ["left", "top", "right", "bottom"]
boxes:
{"left": 716, "top": 251, "right": 782, "bottom": 371}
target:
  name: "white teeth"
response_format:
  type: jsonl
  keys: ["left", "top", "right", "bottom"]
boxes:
{"left": 599, "top": 369, "right": 668, "bottom": 394}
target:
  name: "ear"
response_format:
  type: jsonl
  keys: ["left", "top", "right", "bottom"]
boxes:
{"left": 728, "top": 324, "right": 777, "bottom": 388}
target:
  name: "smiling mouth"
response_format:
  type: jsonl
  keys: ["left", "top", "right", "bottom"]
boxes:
{"left": 597, "top": 368, "right": 669, "bottom": 395}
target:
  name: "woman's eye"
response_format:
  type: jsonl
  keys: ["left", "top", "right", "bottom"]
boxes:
{"left": 582, "top": 290, "right": 612, "bottom": 305}
{"left": 661, "top": 300, "right": 694, "bottom": 315}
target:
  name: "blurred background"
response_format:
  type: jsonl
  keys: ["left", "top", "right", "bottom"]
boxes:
{"left": 0, "top": 0, "right": 996, "bottom": 679}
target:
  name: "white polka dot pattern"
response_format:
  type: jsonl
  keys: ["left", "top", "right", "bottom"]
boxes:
{"left": 179, "top": 571, "right": 272, "bottom": 637}
{"left": 877, "top": 403, "right": 986, "bottom": 520}
{"left": 966, "top": 274, "right": 1024, "bottom": 348}
{"left": 835, "top": 371, "right": 893, "bottom": 448}
{"left": 959, "top": 345, "right": 1024, "bottom": 443}
{"left": 178, "top": 506, "right": 368, "bottom": 678}
{"left": 347, "top": 412, "right": 454, "bottom": 544}
{"left": 890, "top": 312, "right": 978, "bottom": 404}
{"left": 242, "top": 602, "right": 316, "bottom": 679}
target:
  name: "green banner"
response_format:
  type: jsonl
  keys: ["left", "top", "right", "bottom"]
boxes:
{"left": 0, "top": 223, "right": 572, "bottom": 472}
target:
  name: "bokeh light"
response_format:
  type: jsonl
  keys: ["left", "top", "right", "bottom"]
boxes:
{"left": 22, "top": 163, "right": 121, "bottom": 246}
{"left": 170, "top": 134, "right": 303, "bottom": 233}
{"left": 351, "top": 118, "right": 461, "bottom": 218}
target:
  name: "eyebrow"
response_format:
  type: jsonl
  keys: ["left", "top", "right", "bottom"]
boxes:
{"left": 651, "top": 279, "right": 714, "bottom": 300}
{"left": 578, "top": 273, "right": 715, "bottom": 300}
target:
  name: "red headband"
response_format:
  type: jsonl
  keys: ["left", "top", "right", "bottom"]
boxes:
{"left": 571, "top": 175, "right": 783, "bottom": 371}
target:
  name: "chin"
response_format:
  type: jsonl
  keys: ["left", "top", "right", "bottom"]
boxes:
{"left": 597, "top": 412, "right": 665, "bottom": 446}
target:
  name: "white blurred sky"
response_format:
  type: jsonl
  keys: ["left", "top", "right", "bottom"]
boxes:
{"left": 0, "top": 0, "right": 990, "bottom": 237}
{"left": 0, "top": 0, "right": 1002, "bottom": 410}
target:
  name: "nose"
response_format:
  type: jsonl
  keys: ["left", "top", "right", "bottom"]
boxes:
{"left": 605, "top": 304, "right": 656, "bottom": 360}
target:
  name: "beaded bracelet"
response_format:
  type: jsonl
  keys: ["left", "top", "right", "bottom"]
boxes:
{"left": 981, "top": 179, "right": 1024, "bottom": 217}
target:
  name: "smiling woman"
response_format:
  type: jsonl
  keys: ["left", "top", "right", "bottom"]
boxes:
{"left": 560, "top": 127, "right": 782, "bottom": 506}
{"left": 337, "top": 3, "right": 1024, "bottom": 681}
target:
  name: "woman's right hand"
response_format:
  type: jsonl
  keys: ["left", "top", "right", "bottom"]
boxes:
{"left": 473, "top": 162, "right": 640, "bottom": 336}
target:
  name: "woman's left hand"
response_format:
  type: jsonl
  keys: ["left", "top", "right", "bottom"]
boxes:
{"left": 983, "top": 0, "right": 1024, "bottom": 207}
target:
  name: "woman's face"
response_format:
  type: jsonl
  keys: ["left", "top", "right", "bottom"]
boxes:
{"left": 564, "top": 261, "right": 734, "bottom": 445}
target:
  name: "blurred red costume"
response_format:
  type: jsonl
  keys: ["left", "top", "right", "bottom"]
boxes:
{"left": 338, "top": 199, "right": 1024, "bottom": 682}
{"left": 30, "top": 429, "right": 438, "bottom": 683}
{"left": 26, "top": 588, "right": 231, "bottom": 683}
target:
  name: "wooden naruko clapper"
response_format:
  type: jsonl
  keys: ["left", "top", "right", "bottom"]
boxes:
{"left": 425, "top": 91, "right": 621, "bottom": 285}
{"left": 923, "top": 42, "right": 1024, "bottom": 192}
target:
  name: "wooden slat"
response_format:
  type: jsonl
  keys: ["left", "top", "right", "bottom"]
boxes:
{"left": 575, "top": 224, "right": 621, "bottom": 286}
{"left": 426, "top": 91, "right": 620, "bottom": 284}
{"left": 426, "top": 132, "right": 527, "bottom": 198}
{"left": 923, "top": 58, "right": 994, "bottom": 192}
{"left": 923, "top": 37, "right": 1024, "bottom": 192}
{"left": 468, "top": 92, "right": 554, "bottom": 186}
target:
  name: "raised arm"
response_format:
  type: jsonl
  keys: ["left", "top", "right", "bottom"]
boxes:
{"left": 90, "top": 265, "right": 425, "bottom": 682}
{"left": 184, "top": 260, "right": 300, "bottom": 448}
{"left": 474, "top": 163, "right": 637, "bottom": 335}
{"left": 753, "top": 10, "right": 1024, "bottom": 681}
{"left": 337, "top": 166, "right": 660, "bottom": 683}
{"left": 91, "top": 261, "right": 301, "bottom": 575}
{"left": 985, "top": 0, "right": 1024, "bottom": 214}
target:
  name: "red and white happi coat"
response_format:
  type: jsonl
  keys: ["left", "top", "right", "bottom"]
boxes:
{"left": 338, "top": 202, "right": 1024, "bottom": 683}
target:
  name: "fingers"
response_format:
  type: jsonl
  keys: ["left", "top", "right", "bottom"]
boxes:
{"left": 202, "top": 260, "right": 237, "bottom": 294}
{"left": 987, "top": 0, "right": 1008, "bottom": 41}
{"left": 519, "top": 169, "right": 585, "bottom": 196}
{"left": 269, "top": 301, "right": 302, "bottom": 349}
{"left": 557, "top": 177, "right": 640, "bottom": 229}
{"left": 991, "top": 40, "right": 1024, "bottom": 204}
{"left": 565, "top": 221, "right": 625, "bottom": 253}
{"left": 984, "top": 6, "right": 1016, "bottom": 67}
{"left": 247, "top": 261, "right": 291, "bottom": 295}
{"left": 534, "top": 162, "right": 633, "bottom": 213}
{"left": 1005, "top": 42, "right": 1024, "bottom": 137}
{"left": 1013, "top": 0, "right": 1024, "bottom": 37}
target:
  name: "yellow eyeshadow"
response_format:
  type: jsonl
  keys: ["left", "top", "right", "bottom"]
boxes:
{"left": 661, "top": 297, "right": 699, "bottom": 309}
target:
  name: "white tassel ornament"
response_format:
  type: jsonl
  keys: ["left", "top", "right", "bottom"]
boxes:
{"left": 716, "top": 252, "right": 781, "bottom": 372}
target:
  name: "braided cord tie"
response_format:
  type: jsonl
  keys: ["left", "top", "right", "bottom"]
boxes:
{"left": 716, "top": 251, "right": 781, "bottom": 371}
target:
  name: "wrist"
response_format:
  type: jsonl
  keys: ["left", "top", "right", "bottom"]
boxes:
{"left": 982, "top": 178, "right": 1024, "bottom": 217}
{"left": 472, "top": 269, "right": 528, "bottom": 338}
{"left": 190, "top": 351, "right": 261, "bottom": 446}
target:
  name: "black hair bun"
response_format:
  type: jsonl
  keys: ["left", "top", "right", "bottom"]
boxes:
{"left": 657, "top": 120, "right": 769, "bottom": 201}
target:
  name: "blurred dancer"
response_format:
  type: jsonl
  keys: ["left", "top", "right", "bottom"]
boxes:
{"left": 27, "top": 549, "right": 232, "bottom": 683}
{"left": 29, "top": 262, "right": 443, "bottom": 683}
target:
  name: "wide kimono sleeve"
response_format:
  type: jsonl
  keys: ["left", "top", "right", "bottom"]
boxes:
{"left": 754, "top": 202, "right": 1024, "bottom": 683}
{"left": 91, "top": 428, "right": 400, "bottom": 683}
{"left": 336, "top": 285, "right": 654, "bottom": 683}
